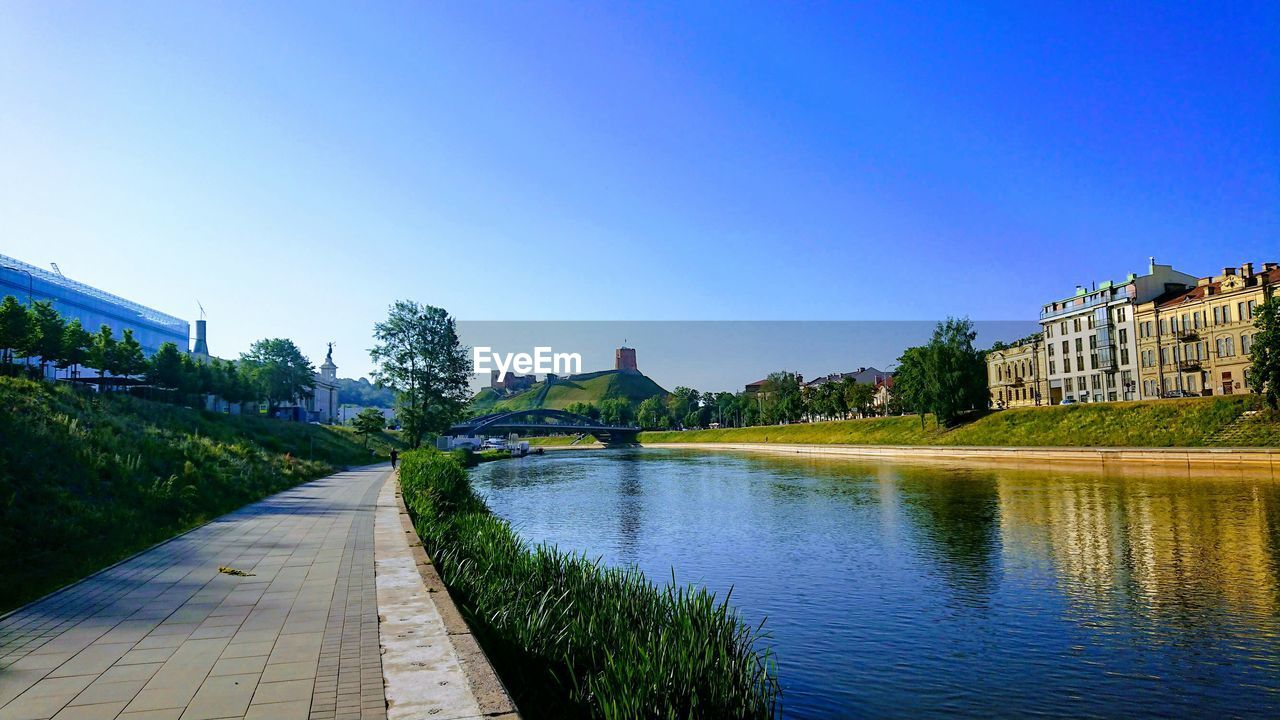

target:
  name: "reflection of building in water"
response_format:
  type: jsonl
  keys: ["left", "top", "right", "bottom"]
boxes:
{"left": 996, "top": 474, "right": 1280, "bottom": 621}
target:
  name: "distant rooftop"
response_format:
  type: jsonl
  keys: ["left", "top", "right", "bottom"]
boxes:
{"left": 0, "top": 253, "right": 188, "bottom": 332}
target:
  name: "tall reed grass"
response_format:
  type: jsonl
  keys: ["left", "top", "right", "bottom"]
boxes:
{"left": 398, "top": 449, "right": 781, "bottom": 719}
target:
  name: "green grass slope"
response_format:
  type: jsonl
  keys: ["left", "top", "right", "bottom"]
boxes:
{"left": 0, "top": 377, "right": 404, "bottom": 612}
{"left": 641, "top": 396, "right": 1279, "bottom": 448}
{"left": 469, "top": 370, "right": 668, "bottom": 414}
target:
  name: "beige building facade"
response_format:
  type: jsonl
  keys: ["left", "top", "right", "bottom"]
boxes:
{"left": 987, "top": 338, "right": 1049, "bottom": 408}
{"left": 1135, "top": 262, "right": 1278, "bottom": 399}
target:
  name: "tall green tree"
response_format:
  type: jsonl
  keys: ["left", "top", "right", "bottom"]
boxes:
{"left": 58, "top": 318, "right": 92, "bottom": 379}
{"left": 1247, "top": 296, "right": 1280, "bottom": 409}
{"left": 894, "top": 318, "right": 987, "bottom": 428}
{"left": 0, "top": 295, "right": 34, "bottom": 367}
{"left": 844, "top": 382, "right": 877, "bottom": 418}
{"left": 240, "top": 338, "right": 316, "bottom": 413}
{"left": 369, "top": 301, "right": 471, "bottom": 449}
{"left": 760, "top": 371, "right": 804, "bottom": 424}
{"left": 87, "top": 324, "right": 117, "bottom": 387}
{"left": 147, "top": 342, "right": 186, "bottom": 390}
{"left": 114, "top": 329, "right": 147, "bottom": 379}
{"left": 352, "top": 407, "right": 387, "bottom": 446}
{"left": 637, "top": 396, "right": 668, "bottom": 429}
{"left": 599, "top": 397, "right": 635, "bottom": 426}
{"left": 28, "top": 301, "right": 65, "bottom": 376}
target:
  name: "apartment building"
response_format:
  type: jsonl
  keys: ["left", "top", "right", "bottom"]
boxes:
{"left": 987, "top": 338, "right": 1049, "bottom": 408}
{"left": 1039, "top": 260, "right": 1198, "bottom": 404}
{"left": 1135, "top": 262, "right": 1278, "bottom": 398}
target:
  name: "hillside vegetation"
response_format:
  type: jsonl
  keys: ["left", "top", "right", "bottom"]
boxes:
{"left": 470, "top": 369, "right": 667, "bottom": 413}
{"left": 641, "top": 395, "right": 1279, "bottom": 448}
{"left": 0, "top": 377, "right": 403, "bottom": 612}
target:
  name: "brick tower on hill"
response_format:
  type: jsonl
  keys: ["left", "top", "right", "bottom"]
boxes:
{"left": 615, "top": 346, "right": 638, "bottom": 373}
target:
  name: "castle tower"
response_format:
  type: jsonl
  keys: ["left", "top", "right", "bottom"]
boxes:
{"left": 615, "top": 346, "right": 638, "bottom": 373}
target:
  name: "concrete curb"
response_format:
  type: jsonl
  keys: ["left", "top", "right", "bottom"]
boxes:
{"left": 391, "top": 472, "right": 520, "bottom": 719}
{"left": 639, "top": 443, "right": 1280, "bottom": 479}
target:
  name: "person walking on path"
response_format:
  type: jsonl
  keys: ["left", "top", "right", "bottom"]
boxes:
{"left": 390, "top": 449, "right": 399, "bottom": 469}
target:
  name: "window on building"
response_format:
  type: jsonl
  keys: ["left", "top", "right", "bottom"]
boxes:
{"left": 1065, "top": 378, "right": 1073, "bottom": 392}
{"left": 1239, "top": 302, "right": 1247, "bottom": 322}
{"left": 1074, "top": 318, "right": 1081, "bottom": 332}
{"left": 1079, "top": 376, "right": 1087, "bottom": 393}
{"left": 1159, "top": 318, "right": 1168, "bottom": 336}
{"left": 1089, "top": 335, "right": 1097, "bottom": 349}
{"left": 1063, "top": 357, "right": 1071, "bottom": 372}
{"left": 1119, "top": 328, "right": 1128, "bottom": 344}
{"left": 1049, "top": 360, "right": 1056, "bottom": 374}
{"left": 1076, "top": 355, "right": 1084, "bottom": 371}
{"left": 1120, "top": 348, "right": 1129, "bottom": 365}
{"left": 1225, "top": 336, "right": 1235, "bottom": 357}
{"left": 1248, "top": 299, "right": 1258, "bottom": 318}
{"left": 1075, "top": 338, "right": 1083, "bottom": 352}
{"left": 1062, "top": 341, "right": 1069, "bottom": 355}
{"left": 1116, "top": 307, "right": 1126, "bottom": 322}
{"left": 1048, "top": 344, "right": 1055, "bottom": 357}
{"left": 1090, "top": 353, "right": 1098, "bottom": 369}
{"left": 1160, "top": 347, "right": 1168, "bottom": 365}
{"left": 1088, "top": 314, "right": 1096, "bottom": 330}
{"left": 1242, "top": 334, "right": 1252, "bottom": 354}
{"left": 1060, "top": 321, "right": 1067, "bottom": 335}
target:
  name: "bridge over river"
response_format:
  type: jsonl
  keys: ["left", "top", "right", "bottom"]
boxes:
{"left": 450, "top": 409, "right": 641, "bottom": 445}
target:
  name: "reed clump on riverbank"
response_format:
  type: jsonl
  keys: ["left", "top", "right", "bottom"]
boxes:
{"left": 397, "top": 449, "right": 780, "bottom": 719}
{"left": 0, "top": 376, "right": 402, "bottom": 613}
{"left": 640, "top": 395, "right": 1275, "bottom": 448}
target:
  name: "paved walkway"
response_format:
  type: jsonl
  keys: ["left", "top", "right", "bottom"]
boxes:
{"left": 0, "top": 466, "right": 392, "bottom": 720}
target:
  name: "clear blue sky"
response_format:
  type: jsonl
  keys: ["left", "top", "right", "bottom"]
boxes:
{"left": 1, "top": 1, "right": 1276, "bottom": 379}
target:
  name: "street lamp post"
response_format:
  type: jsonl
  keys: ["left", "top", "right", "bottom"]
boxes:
{"left": 1, "top": 264, "right": 34, "bottom": 302}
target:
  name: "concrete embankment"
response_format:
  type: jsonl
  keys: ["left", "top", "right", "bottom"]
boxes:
{"left": 639, "top": 442, "right": 1280, "bottom": 479}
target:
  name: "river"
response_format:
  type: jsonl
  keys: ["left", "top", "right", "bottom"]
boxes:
{"left": 469, "top": 448, "right": 1280, "bottom": 718}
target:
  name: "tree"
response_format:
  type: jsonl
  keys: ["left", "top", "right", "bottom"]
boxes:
{"left": 0, "top": 295, "right": 34, "bottom": 367}
{"left": 1248, "top": 296, "right": 1280, "bottom": 409}
{"left": 147, "top": 342, "right": 186, "bottom": 390}
{"left": 844, "top": 382, "right": 877, "bottom": 418}
{"left": 370, "top": 301, "right": 472, "bottom": 449}
{"left": 113, "top": 329, "right": 147, "bottom": 379}
{"left": 28, "top": 301, "right": 65, "bottom": 377}
{"left": 667, "top": 387, "right": 700, "bottom": 427}
{"left": 87, "top": 324, "right": 117, "bottom": 387}
{"left": 57, "top": 319, "right": 92, "bottom": 379}
{"left": 240, "top": 338, "right": 316, "bottom": 414}
{"left": 760, "top": 371, "right": 804, "bottom": 424}
{"left": 894, "top": 318, "right": 987, "bottom": 428}
{"left": 637, "top": 396, "right": 668, "bottom": 429}
{"left": 352, "top": 408, "right": 387, "bottom": 446}
{"left": 599, "top": 397, "right": 635, "bottom": 426}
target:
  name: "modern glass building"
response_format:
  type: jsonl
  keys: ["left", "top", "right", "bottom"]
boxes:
{"left": 0, "top": 253, "right": 189, "bottom": 356}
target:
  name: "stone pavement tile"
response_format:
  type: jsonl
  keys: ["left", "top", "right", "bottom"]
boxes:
{"left": 118, "top": 709, "right": 182, "bottom": 720}
{"left": 245, "top": 699, "right": 309, "bottom": 720}
{"left": 96, "top": 664, "right": 163, "bottom": 685}
{"left": 67, "top": 679, "right": 147, "bottom": 706}
{"left": 117, "top": 648, "right": 176, "bottom": 666}
{"left": 48, "top": 643, "right": 136, "bottom": 678}
{"left": 122, "top": 685, "right": 198, "bottom": 714}
{"left": 50, "top": 701, "right": 130, "bottom": 719}
{"left": 252, "top": 679, "right": 313, "bottom": 705}
{"left": 260, "top": 662, "right": 315, "bottom": 684}
{"left": 178, "top": 673, "right": 259, "bottom": 720}
{"left": 131, "top": 635, "right": 186, "bottom": 651}
{"left": 6, "top": 654, "right": 72, "bottom": 672}
{"left": 0, "top": 675, "right": 96, "bottom": 720}
{"left": 220, "top": 642, "right": 274, "bottom": 660}
{"left": 208, "top": 656, "right": 268, "bottom": 677}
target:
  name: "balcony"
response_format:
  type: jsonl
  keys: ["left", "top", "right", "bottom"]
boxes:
{"left": 1179, "top": 360, "right": 1202, "bottom": 373}
{"left": 1178, "top": 330, "right": 1199, "bottom": 342}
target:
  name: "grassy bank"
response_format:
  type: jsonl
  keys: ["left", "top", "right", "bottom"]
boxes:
{"left": 640, "top": 395, "right": 1279, "bottom": 448}
{"left": 0, "top": 377, "right": 404, "bottom": 613}
{"left": 398, "top": 449, "right": 779, "bottom": 718}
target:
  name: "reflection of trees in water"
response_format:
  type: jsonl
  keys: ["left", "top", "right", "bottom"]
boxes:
{"left": 614, "top": 461, "right": 643, "bottom": 565}
{"left": 995, "top": 470, "right": 1280, "bottom": 643}
{"left": 895, "top": 467, "right": 1002, "bottom": 607}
